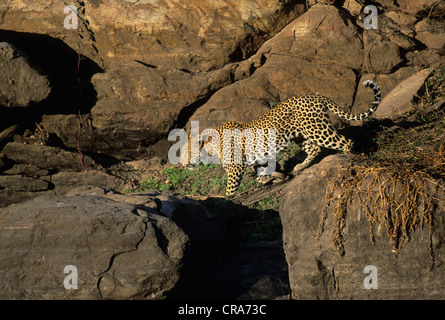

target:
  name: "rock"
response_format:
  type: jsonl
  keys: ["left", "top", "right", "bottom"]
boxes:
{"left": 0, "top": 175, "right": 48, "bottom": 191}
{"left": 0, "top": 186, "right": 231, "bottom": 299}
{"left": 68, "top": 187, "right": 226, "bottom": 259}
{"left": 86, "top": 62, "right": 237, "bottom": 158}
{"left": 388, "top": 32, "right": 417, "bottom": 51}
{"left": 0, "top": 170, "right": 127, "bottom": 208}
{"left": 2, "top": 142, "right": 95, "bottom": 172}
{"left": 0, "top": 125, "right": 18, "bottom": 148}
{"left": 2, "top": 164, "right": 49, "bottom": 177}
{"left": 0, "top": 42, "right": 50, "bottom": 107}
{"left": 342, "top": 0, "right": 362, "bottom": 16}
{"left": 0, "top": 192, "right": 190, "bottom": 299}
{"left": 374, "top": 68, "right": 432, "bottom": 119}
{"left": 46, "top": 171, "right": 126, "bottom": 194}
{"left": 384, "top": 11, "right": 417, "bottom": 27}
{"left": 39, "top": 113, "right": 112, "bottom": 159}
{"left": 366, "top": 40, "right": 403, "bottom": 74}
{"left": 405, "top": 1, "right": 445, "bottom": 17}
{"left": 0, "top": 189, "right": 52, "bottom": 210}
{"left": 378, "top": 0, "right": 443, "bottom": 16}
{"left": 146, "top": 190, "right": 226, "bottom": 253}
{"left": 280, "top": 154, "right": 445, "bottom": 299}
{"left": 234, "top": 60, "right": 256, "bottom": 82}
{"left": 406, "top": 49, "right": 445, "bottom": 69}
{"left": 361, "top": 14, "right": 409, "bottom": 74}
{"left": 260, "top": 4, "right": 363, "bottom": 69}
{"left": 415, "top": 19, "right": 445, "bottom": 52}
{"left": 0, "top": 0, "right": 305, "bottom": 72}
{"left": 0, "top": 142, "right": 127, "bottom": 207}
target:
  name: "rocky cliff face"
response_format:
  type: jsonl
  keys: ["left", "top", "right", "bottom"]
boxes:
{"left": 0, "top": 0, "right": 443, "bottom": 161}
{"left": 0, "top": 0, "right": 306, "bottom": 159}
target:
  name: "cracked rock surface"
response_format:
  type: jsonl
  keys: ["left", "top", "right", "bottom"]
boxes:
{"left": 0, "top": 189, "right": 190, "bottom": 299}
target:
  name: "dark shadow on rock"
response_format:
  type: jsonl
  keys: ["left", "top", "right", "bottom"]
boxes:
{"left": 167, "top": 197, "right": 290, "bottom": 300}
{"left": 0, "top": 30, "right": 103, "bottom": 131}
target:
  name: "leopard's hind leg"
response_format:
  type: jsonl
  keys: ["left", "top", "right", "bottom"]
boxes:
{"left": 224, "top": 163, "right": 246, "bottom": 196}
{"left": 312, "top": 125, "right": 354, "bottom": 153}
{"left": 292, "top": 126, "right": 353, "bottom": 173}
{"left": 292, "top": 139, "right": 321, "bottom": 173}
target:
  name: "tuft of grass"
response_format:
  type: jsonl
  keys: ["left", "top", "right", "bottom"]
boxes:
{"left": 370, "top": 67, "right": 445, "bottom": 177}
{"left": 371, "top": 119, "right": 445, "bottom": 174}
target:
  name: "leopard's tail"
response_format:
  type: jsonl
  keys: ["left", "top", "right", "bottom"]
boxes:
{"left": 325, "top": 80, "right": 381, "bottom": 121}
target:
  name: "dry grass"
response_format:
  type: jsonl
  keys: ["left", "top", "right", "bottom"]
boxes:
{"left": 319, "top": 160, "right": 442, "bottom": 264}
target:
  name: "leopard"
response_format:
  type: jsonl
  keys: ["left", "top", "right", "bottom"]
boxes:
{"left": 187, "top": 80, "right": 381, "bottom": 196}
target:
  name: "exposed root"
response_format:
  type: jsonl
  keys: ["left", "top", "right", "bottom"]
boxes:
{"left": 318, "top": 157, "right": 443, "bottom": 268}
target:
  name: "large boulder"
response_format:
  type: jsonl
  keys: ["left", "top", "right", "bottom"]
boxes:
{"left": 88, "top": 188, "right": 227, "bottom": 259}
{"left": 280, "top": 154, "right": 445, "bottom": 299}
{"left": 0, "top": 193, "right": 189, "bottom": 299}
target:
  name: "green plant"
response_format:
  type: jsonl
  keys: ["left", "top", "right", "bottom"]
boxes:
{"left": 131, "top": 162, "right": 230, "bottom": 196}
{"left": 250, "top": 193, "right": 280, "bottom": 211}
{"left": 237, "top": 173, "right": 262, "bottom": 193}
{"left": 139, "top": 176, "right": 161, "bottom": 190}
{"left": 276, "top": 140, "right": 301, "bottom": 163}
